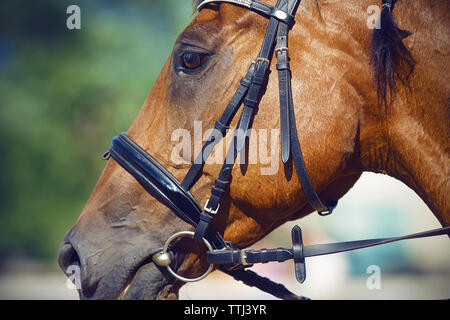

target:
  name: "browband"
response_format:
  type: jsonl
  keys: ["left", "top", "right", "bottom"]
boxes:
{"left": 198, "top": 0, "right": 296, "bottom": 27}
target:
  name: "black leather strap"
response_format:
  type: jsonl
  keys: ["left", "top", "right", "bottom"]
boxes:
{"left": 198, "top": 0, "right": 295, "bottom": 26}
{"left": 288, "top": 103, "right": 333, "bottom": 214}
{"left": 193, "top": 0, "right": 288, "bottom": 242}
{"left": 250, "top": 0, "right": 295, "bottom": 26}
{"left": 272, "top": 0, "right": 332, "bottom": 215}
{"left": 194, "top": 131, "right": 239, "bottom": 240}
{"left": 108, "top": 133, "right": 306, "bottom": 300}
{"left": 208, "top": 226, "right": 450, "bottom": 283}
{"left": 181, "top": 63, "right": 256, "bottom": 191}
{"left": 276, "top": 1, "right": 292, "bottom": 164}
{"left": 235, "top": 12, "right": 281, "bottom": 151}
{"left": 219, "top": 266, "right": 309, "bottom": 300}
{"left": 291, "top": 225, "right": 306, "bottom": 283}
{"left": 108, "top": 133, "right": 229, "bottom": 250}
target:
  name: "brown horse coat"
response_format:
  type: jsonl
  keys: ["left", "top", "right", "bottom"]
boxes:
{"left": 58, "top": 0, "right": 449, "bottom": 299}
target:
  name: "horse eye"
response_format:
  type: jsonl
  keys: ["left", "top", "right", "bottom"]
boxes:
{"left": 182, "top": 52, "right": 208, "bottom": 70}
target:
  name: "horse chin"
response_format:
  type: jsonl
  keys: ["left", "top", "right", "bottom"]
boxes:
{"left": 120, "top": 262, "right": 179, "bottom": 300}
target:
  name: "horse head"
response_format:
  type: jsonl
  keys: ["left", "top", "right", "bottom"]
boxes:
{"left": 58, "top": 0, "right": 449, "bottom": 299}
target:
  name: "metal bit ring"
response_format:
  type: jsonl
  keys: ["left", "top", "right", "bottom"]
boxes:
{"left": 155, "top": 231, "right": 214, "bottom": 283}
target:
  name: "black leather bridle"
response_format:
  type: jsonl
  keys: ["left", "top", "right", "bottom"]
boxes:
{"left": 103, "top": 0, "right": 449, "bottom": 300}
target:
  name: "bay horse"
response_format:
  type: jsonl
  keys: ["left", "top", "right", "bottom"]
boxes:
{"left": 58, "top": 0, "right": 449, "bottom": 300}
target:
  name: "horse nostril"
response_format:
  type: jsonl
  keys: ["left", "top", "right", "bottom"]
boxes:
{"left": 58, "top": 242, "right": 99, "bottom": 298}
{"left": 58, "top": 242, "right": 81, "bottom": 275}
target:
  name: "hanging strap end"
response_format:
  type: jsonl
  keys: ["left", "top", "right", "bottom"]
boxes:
{"left": 291, "top": 225, "right": 306, "bottom": 284}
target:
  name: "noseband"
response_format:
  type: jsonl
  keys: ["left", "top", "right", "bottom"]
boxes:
{"left": 103, "top": 0, "right": 449, "bottom": 300}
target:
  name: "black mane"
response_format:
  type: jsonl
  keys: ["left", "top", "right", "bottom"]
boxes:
{"left": 370, "top": 0, "right": 416, "bottom": 108}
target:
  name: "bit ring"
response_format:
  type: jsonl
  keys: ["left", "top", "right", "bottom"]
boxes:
{"left": 156, "top": 231, "right": 214, "bottom": 283}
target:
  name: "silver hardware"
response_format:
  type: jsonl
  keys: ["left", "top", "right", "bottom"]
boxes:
{"left": 275, "top": 47, "right": 289, "bottom": 54}
{"left": 240, "top": 248, "right": 253, "bottom": 266}
{"left": 204, "top": 199, "right": 220, "bottom": 215}
{"left": 152, "top": 251, "right": 173, "bottom": 267}
{"left": 102, "top": 151, "right": 111, "bottom": 161}
{"left": 318, "top": 209, "right": 332, "bottom": 217}
{"left": 274, "top": 10, "right": 288, "bottom": 20}
{"left": 256, "top": 57, "right": 270, "bottom": 65}
{"left": 197, "top": 0, "right": 252, "bottom": 11}
{"left": 158, "top": 231, "right": 214, "bottom": 283}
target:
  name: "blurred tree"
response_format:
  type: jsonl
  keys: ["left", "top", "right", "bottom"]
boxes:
{"left": 0, "top": 0, "right": 193, "bottom": 264}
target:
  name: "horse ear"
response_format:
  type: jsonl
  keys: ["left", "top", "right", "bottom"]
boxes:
{"left": 291, "top": 226, "right": 306, "bottom": 284}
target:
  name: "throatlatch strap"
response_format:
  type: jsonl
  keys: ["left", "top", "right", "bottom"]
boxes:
{"left": 276, "top": 0, "right": 293, "bottom": 164}
{"left": 273, "top": 0, "right": 333, "bottom": 215}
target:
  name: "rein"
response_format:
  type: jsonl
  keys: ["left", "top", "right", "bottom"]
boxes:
{"left": 103, "top": 0, "right": 450, "bottom": 300}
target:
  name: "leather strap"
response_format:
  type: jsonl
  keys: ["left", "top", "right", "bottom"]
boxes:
{"left": 193, "top": 118, "right": 241, "bottom": 241}
{"left": 235, "top": 12, "right": 281, "bottom": 151}
{"left": 197, "top": 0, "right": 334, "bottom": 216}
{"left": 194, "top": 0, "right": 287, "bottom": 241}
{"left": 219, "top": 266, "right": 309, "bottom": 300}
{"left": 198, "top": 0, "right": 296, "bottom": 26}
{"left": 272, "top": 0, "right": 333, "bottom": 215}
{"left": 108, "top": 133, "right": 229, "bottom": 250}
{"left": 181, "top": 63, "right": 256, "bottom": 191}
{"left": 109, "top": 133, "right": 305, "bottom": 300}
{"left": 208, "top": 226, "right": 450, "bottom": 283}
{"left": 276, "top": 0, "right": 294, "bottom": 164}
{"left": 289, "top": 102, "right": 337, "bottom": 214}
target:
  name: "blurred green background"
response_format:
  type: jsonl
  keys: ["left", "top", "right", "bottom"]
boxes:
{"left": 0, "top": 0, "right": 193, "bottom": 264}
{"left": 0, "top": 1, "right": 448, "bottom": 300}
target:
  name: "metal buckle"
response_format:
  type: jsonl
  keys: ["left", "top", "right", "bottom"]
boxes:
{"left": 275, "top": 47, "right": 289, "bottom": 54}
{"left": 204, "top": 199, "right": 220, "bottom": 215}
{"left": 152, "top": 231, "right": 214, "bottom": 283}
{"left": 240, "top": 248, "right": 253, "bottom": 266}
{"left": 255, "top": 57, "right": 270, "bottom": 65}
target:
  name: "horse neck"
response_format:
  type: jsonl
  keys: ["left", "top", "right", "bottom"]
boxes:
{"left": 358, "top": 1, "right": 450, "bottom": 226}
